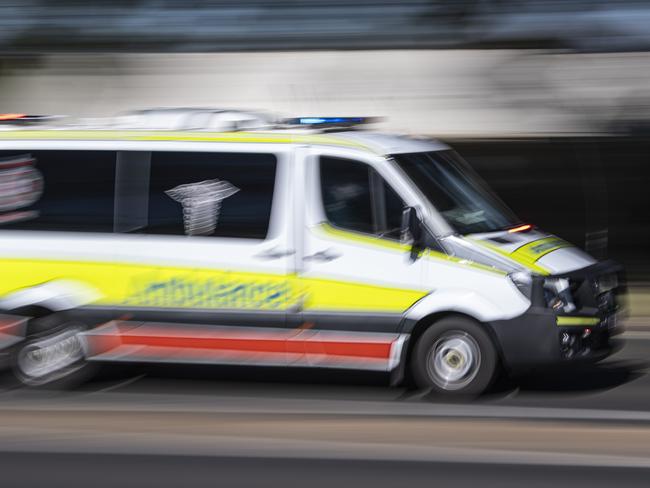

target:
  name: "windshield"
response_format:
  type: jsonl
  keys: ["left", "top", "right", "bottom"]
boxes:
{"left": 391, "top": 150, "right": 521, "bottom": 234}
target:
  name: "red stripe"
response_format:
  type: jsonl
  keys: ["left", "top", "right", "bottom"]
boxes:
{"left": 298, "top": 340, "right": 391, "bottom": 359}
{"left": 122, "top": 335, "right": 287, "bottom": 353}
{"left": 120, "top": 334, "right": 392, "bottom": 359}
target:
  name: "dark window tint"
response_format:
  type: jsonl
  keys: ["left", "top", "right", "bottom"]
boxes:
{"left": 0, "top": 150, "right": 115, "bottom": 232}
{"left": 320, "top": 157, "right": 374, "bottom": 234}
{"left": 320, "top": 156, "right": 405, "bottom": 238}
{"left": 146, "top": 152, "right": 276, "bottom": 239}
{"left": 383, "top": 182, "right": 406, "bottom": 239}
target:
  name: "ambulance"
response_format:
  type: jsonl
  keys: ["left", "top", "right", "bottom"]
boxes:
{"left": 0, "top": 111, "right": 624, "bottom": 395}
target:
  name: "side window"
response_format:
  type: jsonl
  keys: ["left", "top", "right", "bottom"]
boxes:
{"left": 383, "top": 182, "right": 407, "bottom": 239}
{"left": 146, "top": 151, "right": 277, "bottom": 239}
{"left": 0, "top": 150, "right": 116, "bottom": 232}
{"left": 320, "top": 157, "right": 374, "bottom": 234}
{"left": 320, "top": 156, "right": 406, "bottom": 239}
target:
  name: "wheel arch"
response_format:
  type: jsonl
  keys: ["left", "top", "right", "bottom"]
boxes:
{"left": 396, "top": 310, "right": 505, "bottom": 386}
{"left": 3, "top": 304, "right": 56, "bottom": 319}
{"left": 0, "top": 280, "right": 100, "bottom": 315}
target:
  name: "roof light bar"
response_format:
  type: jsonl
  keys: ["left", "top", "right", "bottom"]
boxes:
{"left": 0, "top": 114, "right": 26, "bottom": 121}
{"left": 0, "top": 114, "right": 57, "bottom": 125}
{"left": 284, "top": 116, "right": 377, "bottom": 127}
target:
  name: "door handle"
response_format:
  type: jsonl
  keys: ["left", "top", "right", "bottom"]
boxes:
{"left": 304, "top": 248, "right": 342, "bottom": 263}
{"left": 254, "top": 247, "right": 295, "bottom": 260}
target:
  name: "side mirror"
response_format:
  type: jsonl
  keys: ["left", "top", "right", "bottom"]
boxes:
{"left": 401, "top": 206, "right": 424, "bottom": 261}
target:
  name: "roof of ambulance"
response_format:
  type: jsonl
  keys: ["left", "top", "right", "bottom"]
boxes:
{"left": 0, "top": 128, "right": 450, "bottom": 155}
{"left": 327, "top": 131, "right": 449, "bottom": 154}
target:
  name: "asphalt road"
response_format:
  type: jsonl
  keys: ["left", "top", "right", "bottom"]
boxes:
{"left": 59, "top": 333, "right": 650, "bottom": 412}
{"left": 1, "top": 454, "right": 650, "bottom": 488}
{"left": 0, "top": 331, "right": 649, "bottom": 487}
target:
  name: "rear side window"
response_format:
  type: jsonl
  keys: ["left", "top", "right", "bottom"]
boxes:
{"left": 0, "top": 150, "right": 116, "bottom": 232}
{"left": 320, "top": 156, "right": 406, "bottom": 239}
{"left": 145, "top": 152, "right": 277, "bottom": 239}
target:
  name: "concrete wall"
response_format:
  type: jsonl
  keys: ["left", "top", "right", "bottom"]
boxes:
{"left": 1, "top": 50, "right": 649, "bottom": 136}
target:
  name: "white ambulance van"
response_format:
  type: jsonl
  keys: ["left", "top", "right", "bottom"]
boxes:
{"left": 0, "top": 112, "right": 624, "bottom": 395}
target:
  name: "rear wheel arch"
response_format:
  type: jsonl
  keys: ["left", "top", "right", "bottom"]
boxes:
{"left": 3, "top": 305, "right": 72, "bottom": 338}
{"left": 1, "top": 306, "right": 95, "bottom": 388}
{"left": 4, "top": 305, "right": 55, "bottom": 321}
{"left": 9, "top": 311, "right": 95, "bottom": 388}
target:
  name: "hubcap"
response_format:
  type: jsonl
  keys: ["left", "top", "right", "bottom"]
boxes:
{"left": 17, "top": 327, "right": 85, "bottom": 382}
{"left": 427, "top": 332, "right": 481, "bottom": 391}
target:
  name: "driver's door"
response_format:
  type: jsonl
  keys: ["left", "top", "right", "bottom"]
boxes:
{"left": 297, "top": 151, "right": 428, "bottom": 371}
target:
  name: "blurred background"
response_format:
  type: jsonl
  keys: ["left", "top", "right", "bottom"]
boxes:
{"left": 2, "top": 2, "right": 650, "bottom": 486}
{"left": 2, "top": 0, "right": 650, "bottom": 279}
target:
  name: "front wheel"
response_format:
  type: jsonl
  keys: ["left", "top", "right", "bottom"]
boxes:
{"left": 11, "top": 313, "right": 94, "bottom": 388}
{"left": 410, "top": 316, "right": 498, "bottom": 397}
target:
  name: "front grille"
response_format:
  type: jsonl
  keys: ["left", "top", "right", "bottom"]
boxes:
{"left": 548, "top": 260, "right": 625, "bottom": 317}
{"left": 597, "top": 290, "right": 616, "bottom": 314}
{"left": 568, "top": 278, "right": 583, "bottom": 309}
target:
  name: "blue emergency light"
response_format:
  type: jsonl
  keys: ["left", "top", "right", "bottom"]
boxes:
{"left": 284, "top": 116, "right": 377, "bottom": 127}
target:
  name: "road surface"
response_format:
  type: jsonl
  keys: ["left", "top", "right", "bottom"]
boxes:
{"left": 0, "top": 329, "right": 649, "bottom": 486}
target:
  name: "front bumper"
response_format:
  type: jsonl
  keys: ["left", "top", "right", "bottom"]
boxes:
{"left": 487, "top": 309, "right": 618, "bottom": 371}
{"left": 488, "top": 260, "right": 624, "bottom": 371}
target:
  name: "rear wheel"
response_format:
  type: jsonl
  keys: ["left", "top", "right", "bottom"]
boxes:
{"left": 410, "top": 316, "right": 498, "bottom": 397}
{"left": 11, "top": 313, "right": 94, "bottom": 388}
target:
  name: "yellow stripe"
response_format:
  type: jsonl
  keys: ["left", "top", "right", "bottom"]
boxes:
{"left": 0, "top": 130, "right": 375, "bottom": 152}
{"left": 469, "top": 237, "right": 551, "bottom": 275}
{"left": 303, "top": 276, "right": 427, "bottom": 313}
{"left": 316, "top": 223, "right": 506, "bottom": 275}
{"left": 316, "top": 223, "right": 408, "bottom": 252}
{"left": 556, "top": 316, "right": 600, "bottom": 326}
{"left": 0, "top": 257, "right": 426, "bottom": 314}
{"left": 512, "top": 237, "right": 572, "bottom": 264}
{"left": 0, "top": 224, "right": 512, "bottom": 317}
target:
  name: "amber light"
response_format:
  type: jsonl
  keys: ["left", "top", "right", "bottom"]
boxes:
{"left": 508, "top": 224, "right": 533, "bottom": 233}
{"left": 0, "top": 114, "right": 26, "bottom": 121}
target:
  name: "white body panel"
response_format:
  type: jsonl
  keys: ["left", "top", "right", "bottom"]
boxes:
{"left": 469, "top": 229, "right": 597, "bottom": 275}
{"left": 537, "top": 246, "right": 597, "bottom": 274}
{"left": 0, "top": 143, "right": 296, "bottom": 316}
{"left": 0, "top": 134, "right": 588, "bottom": 331}
{"left": 0, "top": 131, "right": 608, "bottom": 378}
{"left": 301, "top": 147, "right": 425, "bottom": 295}
{"left": 298, "top": 146, "right": 530, "bottom": 323}
{"left": 406, "top": 274, "right": 529, "bottom": 322}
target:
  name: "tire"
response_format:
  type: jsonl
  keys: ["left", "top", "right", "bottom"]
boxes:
{"left": 10, "top": 312, "right": 95, "bottom": 388}
{"left": 410, "top": 316, "right": 498, "bottom": 397}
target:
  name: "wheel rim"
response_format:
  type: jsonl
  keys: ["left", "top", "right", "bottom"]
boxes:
{"left": 17, "top": 326, "right": 85, "bottom": 384}
{"left": 427, "top": 332, "right": 481, "bottom": 391}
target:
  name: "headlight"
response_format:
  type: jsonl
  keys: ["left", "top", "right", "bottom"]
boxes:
{"left": 508, "top": 271, "right": 533, "bottom": 300}
{"left": 595, "top": 273, "right": 618, "bottom": 294}
{"left": 544, "top": 277, "right": 576, "bottom": 313}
